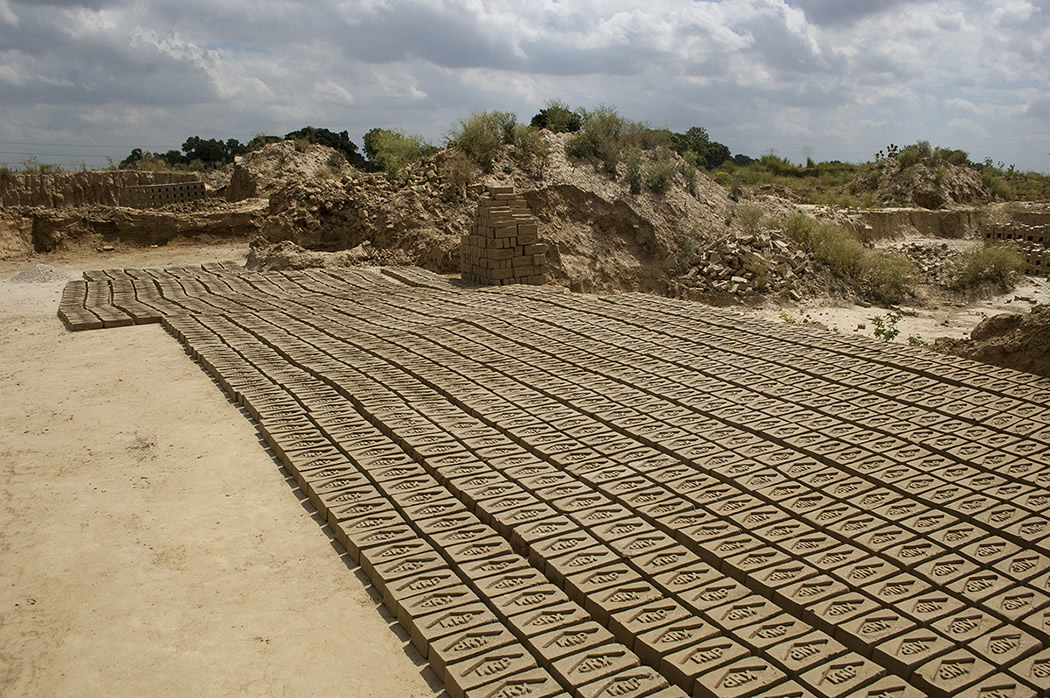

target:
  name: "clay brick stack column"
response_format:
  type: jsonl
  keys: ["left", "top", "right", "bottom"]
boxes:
{"left": 461, "top": 185, "right": 547, "bottom": 286}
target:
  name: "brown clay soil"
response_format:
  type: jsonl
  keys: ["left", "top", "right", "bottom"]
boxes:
{"left": 0, "top": 244, "right": 442, "bottom": 697}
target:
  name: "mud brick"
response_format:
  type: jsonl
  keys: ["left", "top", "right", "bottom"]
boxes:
{"left": 679, "top": 577, "right": 753, "bottom": 617}
{"left": 695, "top": 533, "right": 764, "bottom": 570}
{"left": 513, "top": 602, "right": 592, "bottom": 638}
{"left": 677, "top": 520, "right": 744, "bottom": 554}
{"left": 779, "top": 577, "right": 851, "bottom": 616}
{"left": 545, "top": 546, "right": 620, "bottom": 588}
{"left": 415, "top": 510, "right": 479, "bottom": 538}
{"left": 930, "top": 522, "right": 984, "bottom": 550}
{"left": 445, "top": 535, "right": 516, "bottom": 566}
{"left": 988, "top": 585, "right": 1050, "bottom": 624}
{"left": 902, "top": 592, "right": 967, "bottom": 626}
{"left": 491, "top": 583, "right": 568, "bottom": 624}
{"left": 752, "top": 519, "right": 817, "bottom": 546}
{"left": 768, "top": 630, "right": 849, "bottom": 677}
{"left": 807, "top": 593, "right": 881, "bottom": 636}
{"left": 508, "top": 515, "right": 578, "bottom": 555}
{"left": 590, "top": 517, "right": 649, "bottom": 548}
{"left": 955, "top": 674, "right": 1037, "bottom": 698}
{"left": 1009, "top": 648, "right": 1050, "bottom": 694}
{"left": 662, "top": 635, "right": 750, "bottom": 693}
{"left": 866, "top": 573, "right": 933, "bottom": 605}
{"left": 476, "top": 566, "right": 549, "bottom": 599}
{"left": 636, "top": 547, "right": 705, "bottom": 580}
{"left": 443, "top": 646, "right": 539, "bottom": 698}
{"left": 972, "top": 627, "right": 1041, "bottom": 669}
{"left": 709, "top": 596, "right": 782, "bottom": 634}
{"left": 872, "top": 627, "right": 954, "bottom": 678}
{"left": 330, "top": 508, "right": 404, "bottom": 551}
{"left": 535, "top": 479, "right": 592, "bottom": 503}
{"left": 309, "top": 480, "right": 379, "bottom": 520}
{"left": 885, "top": 537, "right": 948, "bottom": 568}
{"left": 577, "top": 665, "right": 673, "bottom": 698}
{"left": 325, "top": 495, "right": 397, "bottom": 528}
{"left": 360, "top": 537, "right": 433, "bottom": 580}
{"left": 693, "top": 656, "right": 788, "bottom": 698}
{"left": 947, "top": 569, "right": 1015, "bottom": 605}
{"left": 369, "top": 460, "right": 429, "bottom": 483}
{"left": 843, "top": 676, "right": 926, "bottom": 698}
{"left": 837, "top": 606, "right": 917, "bottom": 655}
{"left": 899, "top": 509, "right": 957, "bottom": 538}
{"left": 799, "top": 653, "right": 885, "bottom": 698}
{"left": 552, "top": 644, "right": 641, "bottom": 688}
{"left": 960, "top": 536, "right": 1022, "bottom": 568}
{"left": 728, "top": 505, "right": 790, "bottom": 531}
{"left": 832, "top": 557, "right": 901, "bottom": 590}
{"left": 529, "top": 530, "right": 601, "bottom": 569}
{"left": 1007, "top": 516, "right": 1050, "bottom": 547}
{"left": 564, "top": 563, "right": 643, "bottom": 609}
{"left": 739, "top": 613, "right": 813, "bottom": 653}
{"left": 388, "top": 484, "right": 455, "bottom": 510}
{"left": 384, "top": 566, "right": 463, "bottom": 616}
{"left": 407, "top": 601, "right": 499, "bottom": 655}
{"left": 587, "top": 582, "right": 665, "bottom": 632}
{"left": 723, "top": 546, "right": 793, "bottom": 581}
{"left": 786, "top": 532, "right": 842, "bottom": 560}
{"left": 427, "top": 622, "right": 519, "bottom": 686}
{"left": 457, "top": 554, "right": 531, "bottom": 586}
{"left": 647, "top": 560, "right": 718, "bottom": 596}
{"left": 533, "top": 621, "right": 616, "bottom": 668}
{"left": 911, "top": 648, "right": 995, "bottom": 698}
{"left": 933, "top": 607, "right": 1004, "bottom": 645}
{"left": 572, "top": 503, "right": 634, "bottom": 528}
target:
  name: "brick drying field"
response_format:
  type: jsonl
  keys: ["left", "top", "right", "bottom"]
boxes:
{"left": 59, "top": 263, "right": 1050, "bottom": 698}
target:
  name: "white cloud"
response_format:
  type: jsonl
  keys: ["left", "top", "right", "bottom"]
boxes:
{"left": 0, "top": 0, "right": 1047, "bottom": 172}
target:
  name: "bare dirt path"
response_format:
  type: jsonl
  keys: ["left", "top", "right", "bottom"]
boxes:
{"left": 0, "top": 246, "right": 441, "bottom": 697}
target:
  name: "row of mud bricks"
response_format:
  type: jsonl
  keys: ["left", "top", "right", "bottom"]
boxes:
{"left": 461, "top": 186, "right": 547, "bottom": 286}
{"left": 984, "top": 223, "right": 1050, "bottom": 276}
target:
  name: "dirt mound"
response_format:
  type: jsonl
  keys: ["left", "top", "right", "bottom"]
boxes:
{"left": 851, "top": 159, "right": 986, "bottom": 209}
{"left": 9, "top": 263, "right": 67, "bottom": 283}
{"left": 933, "top": 305, "right": 1050, "bottom": 377}
{"left": 245, "top": 238, "right": 412, "bottom": 271}
{"left": 225, "top": 141, "right": 352, "bottom": 202}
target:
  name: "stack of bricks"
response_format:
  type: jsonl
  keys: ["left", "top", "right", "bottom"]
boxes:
{"left": 461, "top": 186, "right": 547, "bottom": 286}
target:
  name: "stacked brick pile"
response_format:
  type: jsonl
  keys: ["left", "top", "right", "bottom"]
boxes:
{"left": 461, "top": 186, "right": 546, "bottom": 286}
{"left": 985, "top": 220, "right": 1050, "bottom": 276}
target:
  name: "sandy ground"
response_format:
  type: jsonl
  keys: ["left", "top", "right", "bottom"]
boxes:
{"left": 0, "top": 244, "right": 442, "bottom": 697}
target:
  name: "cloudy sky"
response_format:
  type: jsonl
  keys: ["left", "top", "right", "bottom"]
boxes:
{"left": 1, "top": 0, "right": 1049, "bottom": 172}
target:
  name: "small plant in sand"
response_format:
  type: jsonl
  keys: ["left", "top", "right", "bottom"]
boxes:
{"left": 871, "top": 311, "right": 902, "bottom": 341}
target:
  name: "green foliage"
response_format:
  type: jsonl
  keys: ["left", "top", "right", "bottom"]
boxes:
{"left": 452, "top": 110, "right": 518, "bottom": 171}
{"left": 669, "top": 126, "right": 731, "bottom": 169}
{"left": 735, "top": 203, "right": 766, "bottom": 235}
{"left": 642, "top": 149, "right": 677, "bottom": 194}
{"left": 565, "top": 104, "right": 631, "bottom": 175}
{"left": 871, "top": 312, "right": 902, "bottom": 342}
{"left": 510, "top": 124, "right": 548, "bottom": 168}
{"left": 440, "top": 150, "right": 476, "bottom": 202}
{"left": 0, "top": 163, "right": 11, "bottom": 180}
{"left": 950, "top": 244, "right": 1026, "bottom": 290}
{"left": 530, "top": 99, "right": 583, "bottom": 133}
{"left": 895, "top": 140, "right": 932, "bottom": 168}
{"left": 19, "top": 156, "right": 62, "bottom": 173}
{"left": 679, "top": 161, "right": 698, "bottom": 196}
{"left": 908, "top": 335, "right": 927, "bottom": 346}
{"left": 779, "top": 213, "right": 918, "bottom": 303}
{"left": 623, "top": 147, "right": 643, "bottom": 195}
{"left": 778, "top": 311, "right": 799, "bottom": 324}
{"left": 712, "top": 171, "right": 731, "bottom": 187}
{"left": 282, "top": 127, "right": 367, "bottom": 168}
{"left": 363, "top": 128, "right": 436, "bottom": 178}
{"left": 860, "top": 252, "right": 920, "bottom": 305}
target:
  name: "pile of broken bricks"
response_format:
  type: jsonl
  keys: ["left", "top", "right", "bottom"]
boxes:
{"left": 675, "top": 230, "right": 811, "bottom": 299}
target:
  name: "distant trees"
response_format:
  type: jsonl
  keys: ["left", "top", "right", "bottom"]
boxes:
{"left": 363, "top": 128, "right": 436, "bottom": 177}
{"left": 530, "top": 99, "right": 583, "bottom": 133}
{"left": 670, "top": 126, "right": 731, "bottom": 170}
{"left": 118, "top": 126, "right": 367, "bottom": 171}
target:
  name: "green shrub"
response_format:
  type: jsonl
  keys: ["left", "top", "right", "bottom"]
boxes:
{"left": 510, "top": 124, "right": 548, "bottom": 168}
{"left": 950, "top": 244, "right": 1025, "bottom": 290}
{"left": 643, "top": 150, "right": 677, "bottom": 194}
{"left": 679, "top": 162, "right": 698, "bottom": 196}
{"left": 452, "top": 111, "right": 516, "bottom": 171}
{"left": 735, "top": 203, "right": 766, "bottom": 235}
{"left": 896, "top": 140, "right": 931, "bottom": 168}
{"left": 712, "top": 171, "right": 731, "bottom": 187}
{"left": 871, "top": 311, "right": 902, "bottom": 341}
{"left": 623, "top": 147, "right": 642, "bottom": 194}
{"left": 530, "top": 99, "right": 583, "bottom": 133}
{"left": 363, "top": 128, "right": 436, "bottom": 178}
{"left": 563, "top": 105, "right": 629, "bottom": 175}
{"left": 860, "top": 252, "right": 920, "bottom": 304}
{"left": 779, "top": 212, "right": 917, "bottom": 302}
{"left": 441, "top": 150, "right": 476, "bottom": 201}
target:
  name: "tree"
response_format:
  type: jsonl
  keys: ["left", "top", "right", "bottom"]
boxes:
{"left": 363, "top": 128, "right": 436, "bottom": 177}
{"left": 283, "top": 126, "right": 367, "bottom": 169}
{"left": 670, "top": 126, "right": 731, "bottom": 170}
{"left": 531, "top": 99, "right": 583, "bottom": 133}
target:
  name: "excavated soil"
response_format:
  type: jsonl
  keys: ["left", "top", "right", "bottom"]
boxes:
{"left": 933, "top": 306, "right": 1050, "bottom": 378}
